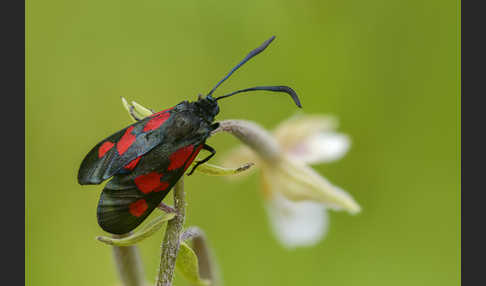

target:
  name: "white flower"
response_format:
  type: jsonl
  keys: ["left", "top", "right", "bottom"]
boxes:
{"left": 221, "top": 114, "right": 360, "bottom": 248}
{"left": 265, "top": 193, "right": 329, "bottom": 247}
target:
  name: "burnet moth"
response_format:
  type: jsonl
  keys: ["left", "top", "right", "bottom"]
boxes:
{"left": 78, "top": 36, "right": 302, "bottom": 234}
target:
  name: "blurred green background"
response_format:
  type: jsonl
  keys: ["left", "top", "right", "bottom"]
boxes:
{"left": 26, "top": 0, "right": 460, "bottom": 285}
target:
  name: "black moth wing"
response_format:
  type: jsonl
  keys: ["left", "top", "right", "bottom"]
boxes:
{"left": 78, "top": 107, "right": 175, "bottom": 185}
{"left": 96, "top": 104, "right": 215, "bottom": 234}
{"left": 97, "top": 136, "right": 206, "bottom": 234}
{"left": 97, "top": 181, "right": 166, "bottom": 235}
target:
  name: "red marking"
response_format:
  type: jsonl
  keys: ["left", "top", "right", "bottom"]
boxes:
{"left": 150, "top": 107, "right": 173, "bottom": 118}
{"left": 124, "top": 157, "right": 141, "bottom": 171}
{"left": 143, "top": 111, "right": 171, "bottom": 132}
{"left": 117, "top": 126, "right": 136, "bottom": 155}
{"left": 129, "top": 199, "right": 148, "bottom": 217}
{"left": 184, "top": 145, "right": 203, "bottom": 171}
{"left": 153, "top": 181, "right": 170, "bottom": 192}
{"left": 134, "top": 172, "right": 164, "bottom": 194}
{"left": 168, "top": 145, "right": 194, "bottom": 171}
{"left": 98, "top": 141, "right": 114, "bottom": 158}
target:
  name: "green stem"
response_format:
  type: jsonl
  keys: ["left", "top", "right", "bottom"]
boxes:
{"left": 156, "top": 178, "right": 186, "bottom": 286}
{"left": 112, "top": 234, "right": 146, "bottom": 286}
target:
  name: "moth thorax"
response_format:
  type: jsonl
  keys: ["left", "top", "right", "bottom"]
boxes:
{"left": 195, "top": 95, "right": 219, "bottom": 120}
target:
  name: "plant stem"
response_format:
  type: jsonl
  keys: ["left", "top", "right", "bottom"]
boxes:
{"left": 182, "top": 227, "right": 222, "bottom": 286}
{"left": 112, "top": 234, "right": 146, "bottom": 286}
{"left": 156, "top": 178, "right": 186, "bottom": 286}
{"left": 213, "top": 120, "right": 281, "bottom": 163}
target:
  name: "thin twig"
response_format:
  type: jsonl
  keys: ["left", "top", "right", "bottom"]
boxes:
{"left": 112, "top": 233, "right": 146, "bottom": 286}
{"left": 156, "top": 178, "right": 186, "bottom": 286}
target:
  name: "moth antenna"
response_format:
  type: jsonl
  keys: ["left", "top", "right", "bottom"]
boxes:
{"left": 206, "top": 36, "right": 276, "bottom": 97}
{"left": 215, "top": 86, "right": 302, "bottom": 108}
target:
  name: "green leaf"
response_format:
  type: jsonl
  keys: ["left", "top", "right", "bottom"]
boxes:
{"left": 121, "top": 97, "right": 153, "bottom": 122}
{"left": 191, "top": 161, "right": 254, "bottom": 176}
{"left": 176, "top": 242, "right": 210, "bottom": 286}
{"left": 131, "top": 100, "right": 154, "bottom": 117}
{"left": 97, "top": 212, "right": 176, "bottom": 246}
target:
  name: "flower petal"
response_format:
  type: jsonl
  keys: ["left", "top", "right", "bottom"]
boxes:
{"left": 273, "top": 114, "right": 338, "bottom": 151}
{"left": 261, "top": 156, "right": 361, "bottom": 214}
{"left": 265, "top": 192, "right": 329, "bottom": 248}
{"left": 287, "top": 132, "right": 351, "bottom": 164}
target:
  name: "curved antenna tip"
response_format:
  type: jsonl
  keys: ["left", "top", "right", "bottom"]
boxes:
{"left": 216, "top": 85, "right": 302, "bottom": 108}
{"left": 284, "top": 86, "right": 302, "bottom": 108}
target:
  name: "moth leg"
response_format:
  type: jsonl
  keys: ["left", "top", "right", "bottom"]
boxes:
{"left": 158, "top": 202, "right": 176, "bottom": 213}
{"left": 187, "top": 144, "right": 216, "bottom": 176}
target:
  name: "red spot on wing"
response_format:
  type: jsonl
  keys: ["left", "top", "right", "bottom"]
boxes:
{"left": 143, "top": 111, "right": 171, "bottom": 132}
{"left": 124, "top": 156, "right": 141, "bottom": 171}
{"left": 153, "top": 181, "right": 170, "bottom": 192}
{"left": 168, "top": 145, "right": 194, "bottom": 171}
{"left": 117, "top": 126, "right": 136, "bottom": 155}
{"left": 150, "top": 107, "right": 173, "bottom": 118}
{"left": 98, "top": 141, "right": 114, "bottom": 158}
{"left": 129, "top": 199, "right": 148, "bottom": 217}
{"left": 134, "top": 172, "right": 164, "bottom": 194}
{"left": 184, "top": 145, "right": 203, "bottom": 171}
